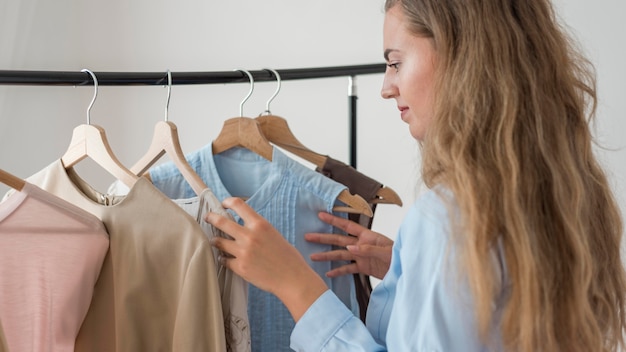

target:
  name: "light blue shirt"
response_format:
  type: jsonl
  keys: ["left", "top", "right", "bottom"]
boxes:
{"left": 149, "top": 145, "right": 359, "bottom": 352}
{"left": 290, "top": 188, "right": 506, "bottom": 351}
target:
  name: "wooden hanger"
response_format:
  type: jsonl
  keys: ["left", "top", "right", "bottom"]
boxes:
{"left": 130, "top": 71, "right": 208, "bottom": 196}
{"left": 255, "top": 70, "right": 400, "bottom": 207}
{"left": 256, "top": 115, "right": 402, "bottom": 207}
{"left": 372, "top": 187, "right": 403, "bottom": 206}
{"left": 133, "top": 120, "right": 208, "bottom": 195}
{"left": 0, "top": 169, "right": 25, "bottom": 191}
{"left": 256, "top": 114, "right": 326, "bottom": 166}
{"left": 212, "top": 69, "right": 372, "bottom": 216}
{"left": 212, "top": 70, "right": 274, "bottom": 161}
{"left": 213, "top": 116, "right": 372, "bottom": 215}
{"left": 333, "top": 194, "right": 374, "bottom": 216}
{"left": 212, "top": 116, "right": 274, "bottom": 161}
{"left": 61, "top": 124, "right": 139, "bottom": 189}
{"left": 61, "top": 69, "right": 138, "bottom": 188}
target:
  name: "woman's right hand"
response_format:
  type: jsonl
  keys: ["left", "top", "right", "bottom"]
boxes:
{"left": 305, "top": 212, "right": 394, "bottom": 280}
{"left": 206, "top": 197, "right": 328, "bottom": 322}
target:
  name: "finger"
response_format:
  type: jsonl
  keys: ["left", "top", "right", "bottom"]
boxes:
{"left": 205, "top": 211, "right": 245, "bottom": 240}
{"left": 348, "top": 244, "right": 391, "bottom": 261}
{"left": 217, "top": 253, "right": 236, "bottom": 272}
{"left": 318, "top": 212, "right": 368, "bottom": 237}
{"left": 325, "top": 263, "right": 359, "bottom": 278}
{"left": 304, "top": 232, "right": 357, "bottom": 247}
{"left": 210, "top": 236, "right": 239, "bottom": 258}
{"left": 221, "top": 197, "right": 262, "bottom": 223}
{"left": 310, "top": 249, "right": 354, "bottom": 262}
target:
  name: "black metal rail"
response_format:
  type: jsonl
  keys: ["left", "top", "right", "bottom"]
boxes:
{"left": 0, "top": 64, "right": 386, "bottom": 86}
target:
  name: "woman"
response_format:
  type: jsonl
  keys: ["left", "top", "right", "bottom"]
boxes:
{"left": 207, "top": 0, "right": 626, "bottom": 350}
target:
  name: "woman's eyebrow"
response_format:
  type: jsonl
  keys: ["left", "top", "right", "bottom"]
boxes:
{"left": 384, "top": 49, "right": 398, "bottom": 61}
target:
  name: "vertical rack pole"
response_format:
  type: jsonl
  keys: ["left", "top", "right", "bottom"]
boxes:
{"left": 348, "top": 75, "right": 358, "bottom": 168}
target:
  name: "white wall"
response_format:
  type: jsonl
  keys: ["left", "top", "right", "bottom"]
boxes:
{"left": 0, "top": 0, "right": 624, "bottom": 253}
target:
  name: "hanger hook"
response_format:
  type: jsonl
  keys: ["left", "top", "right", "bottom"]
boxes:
{"left": 262, "top": 68, "right": 281, "bottom": 115}
{"left": 164, "top": 69, "right": 172, "bottom": 122}
{"left": 81, "top": 68, "right": 98, "bottom": 125}
{"left": 233, "top": 69, "right": 254, "bottom": 117}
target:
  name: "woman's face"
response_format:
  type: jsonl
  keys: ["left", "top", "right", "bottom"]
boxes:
{"left": 381, "top": 5, "right": 437, "bottom": 141}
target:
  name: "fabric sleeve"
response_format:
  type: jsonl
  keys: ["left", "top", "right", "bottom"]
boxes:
{"left": 290, "top": 188, "right": 495, "bottom": 351}
{"left": 384, "top": 191, "right": 487, "bottom": 351}
{"left": 290, "top": 290, "right": 385, "bottom": 352}
{"left": 173, "top": 240, "right": 227, "bottom": 351}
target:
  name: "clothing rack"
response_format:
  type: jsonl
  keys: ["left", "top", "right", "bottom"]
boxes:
{"left": 0, "top": 63, "right": 386, "bottom": 168}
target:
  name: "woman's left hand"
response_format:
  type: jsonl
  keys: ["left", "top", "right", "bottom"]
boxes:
{"left": 306, "top": 212, "right": 394, "bottom": 280}
{"left": 205, "top": 197, "right": 327, "bottom": 322}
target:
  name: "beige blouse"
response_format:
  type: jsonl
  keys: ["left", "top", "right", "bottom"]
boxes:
{"left": 18, "top": 160, "right": 226, "bottom": 352}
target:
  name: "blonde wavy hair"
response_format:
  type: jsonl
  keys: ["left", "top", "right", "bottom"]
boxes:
{"left": 385, "top": 0, "right": 626, "bottom": 350}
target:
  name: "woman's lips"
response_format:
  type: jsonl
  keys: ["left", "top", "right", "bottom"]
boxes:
{"left": 399, "top": 107, "right": 408, "bottom": 121}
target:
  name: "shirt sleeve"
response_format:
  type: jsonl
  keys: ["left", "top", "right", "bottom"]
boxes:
{"left": 290, "top": 290, "right": 385, "bottom": 352}
{"left": 384, "top": 192, "right": 486, "bottom": 351}
{"left": 290, "top": 188, "right": 498, "bottom": 352}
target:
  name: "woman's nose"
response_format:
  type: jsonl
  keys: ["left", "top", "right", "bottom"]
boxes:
{"left": 380, "top": 73, "right": 396, "bottom": 99}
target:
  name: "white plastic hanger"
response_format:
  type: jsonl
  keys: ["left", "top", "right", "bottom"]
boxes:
{"left": 130, "top": 70, "right": 208, "bottom": 196}
{"left": 60, "top": 69, "right": 138, "bottom": 188}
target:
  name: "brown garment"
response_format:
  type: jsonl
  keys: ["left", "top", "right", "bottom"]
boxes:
{"left": 21, "top": 160, "right": 227, "bottom": 352}
{"left": 316, "top": 156, "right": 383, "bottom": 322}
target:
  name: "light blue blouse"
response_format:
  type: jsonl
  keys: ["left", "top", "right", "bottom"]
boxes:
{"left": 290, "top": 188, "right": 506, "bottom": 351}
{"left": 148, "top": 145, "right": 359, "bottom": 352}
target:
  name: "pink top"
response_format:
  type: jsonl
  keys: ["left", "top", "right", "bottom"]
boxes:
{"left": 0, "top": 183, "right": 108, "bottom": 352}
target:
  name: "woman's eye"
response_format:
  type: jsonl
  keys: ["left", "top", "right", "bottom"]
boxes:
{"left": 386, "top": 63, "right": 400, "bottom": 72}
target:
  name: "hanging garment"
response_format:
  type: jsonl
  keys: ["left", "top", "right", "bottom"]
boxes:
{"left": 0, "top": 182, "right": 108, "bottom": 352}
{"left": 176, "top": 189, "right": 251, "bottom": 352}
{"left": 148, "top": 144, "right": 359, "bottom": 352}
{"left": 316, "top": 156, "right": 382, "bottom": 228}
{"left": 315, "top": 156, "right": 384, "bottom": 322}
{"left": 107, "top": 181, "right": 251, "bottom": 352}
{"left": 10, "top": 160, "right": 226, "bottom": 352}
